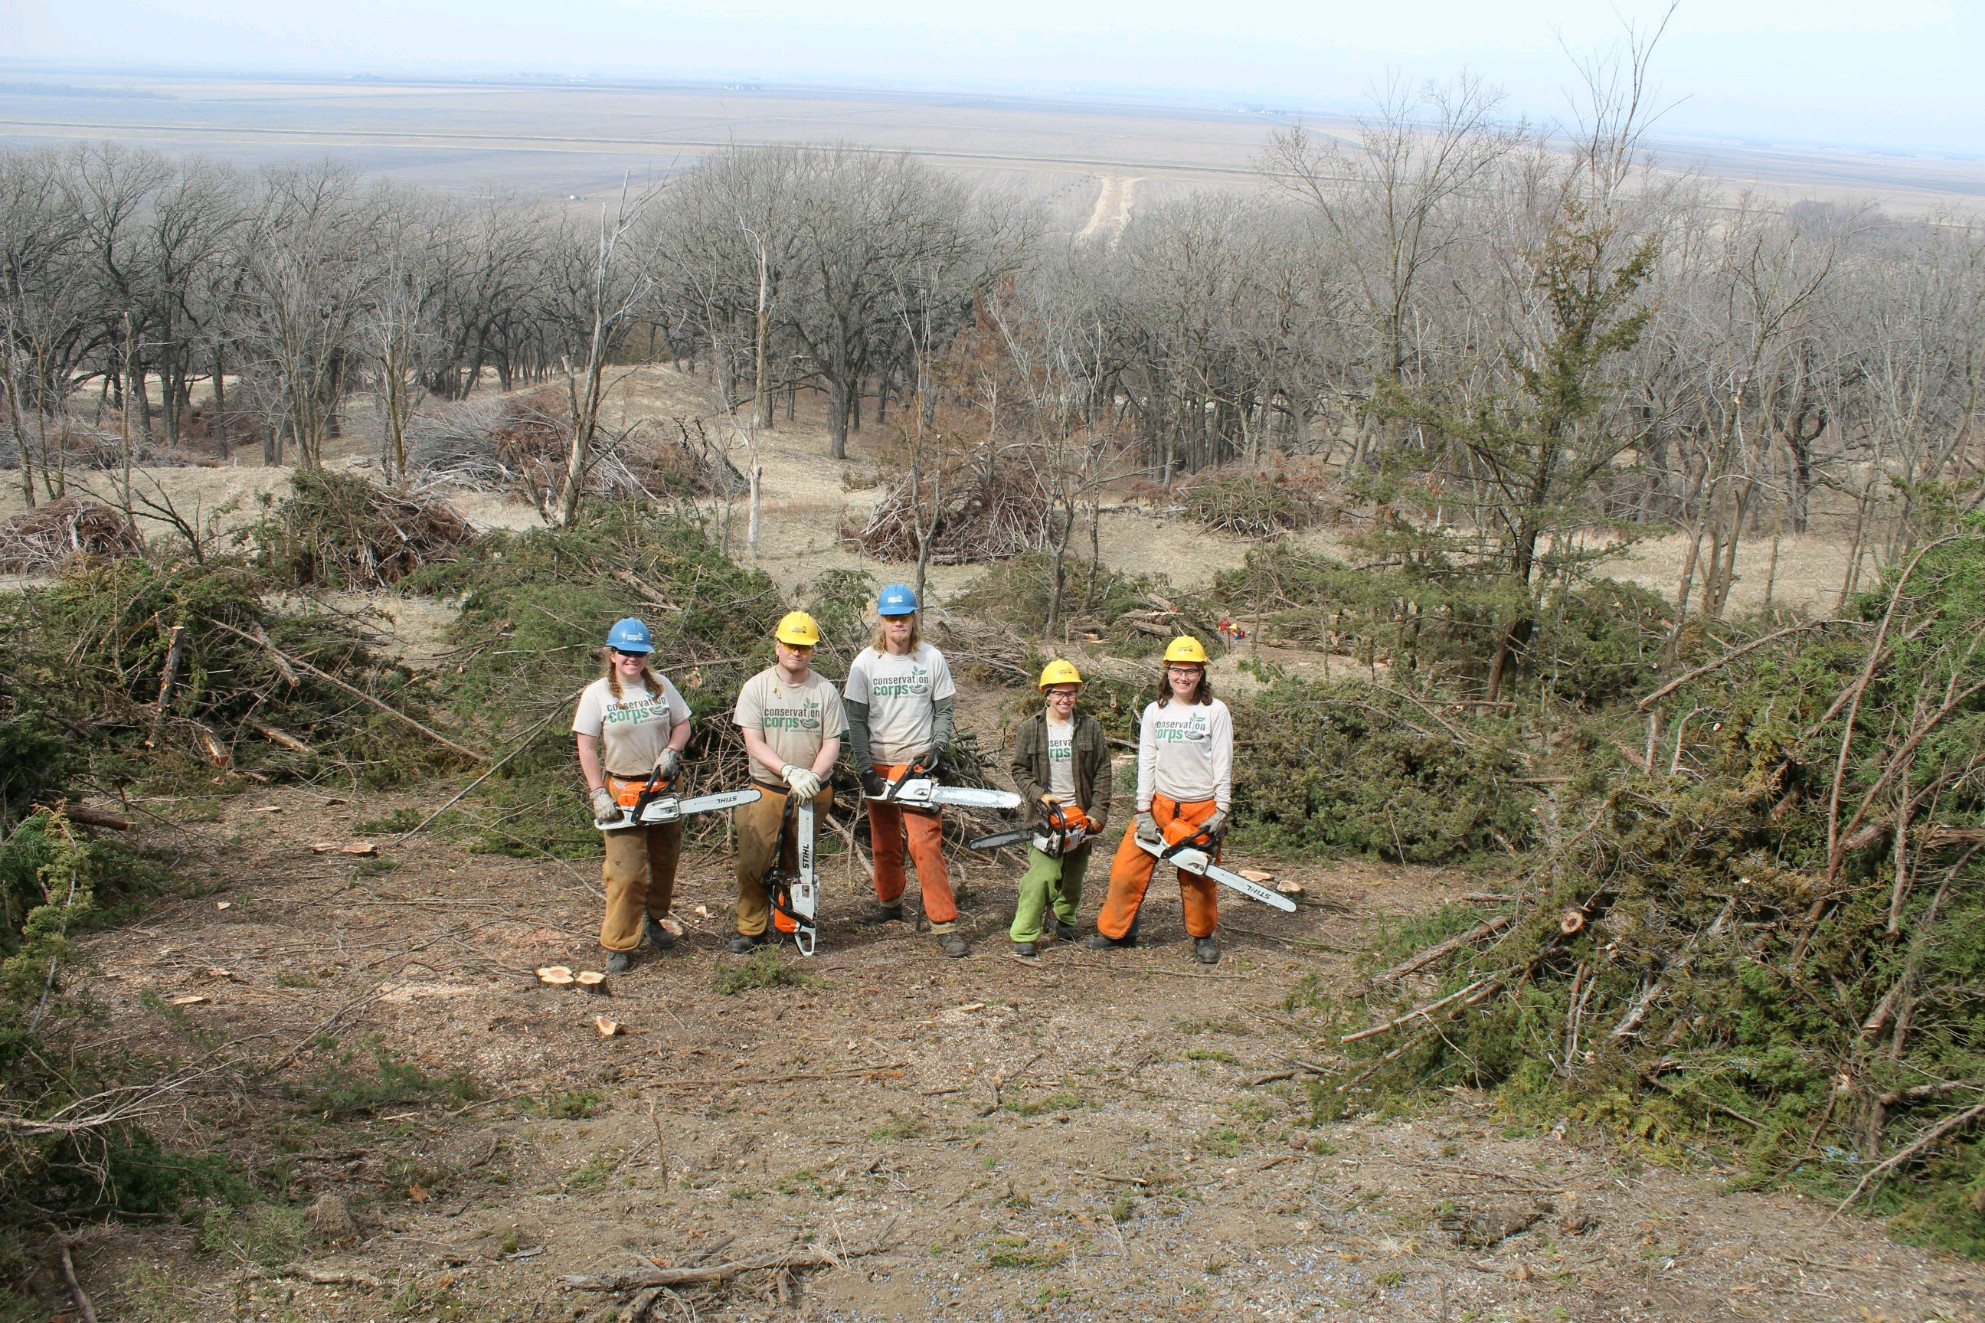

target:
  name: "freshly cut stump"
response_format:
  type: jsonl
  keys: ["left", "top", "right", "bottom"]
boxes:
{"left": 535, "top": 966, "right": 575, "bottom": 986}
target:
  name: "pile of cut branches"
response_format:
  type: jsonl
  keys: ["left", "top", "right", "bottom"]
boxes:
{"left": 0, "top": 555, "right": 468, "bottom": 787}
{"left": 1316, "top": 520, "right": 1985, "bottom": 1253}
{"left": 257, "top": 470, "right": 476, "bottom": 589}
{"left": 1177, "top": 465, "right": 1335, "bottom": 539}
{"left": 0, "top": 497, "right": 145, "bottom": 573}
{"left": 843, "top": 465, "right": 1053, "bottom": 564}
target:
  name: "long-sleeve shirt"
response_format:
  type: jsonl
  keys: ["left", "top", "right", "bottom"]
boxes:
{"left": 1135, "top": 697, "right": 1232, "bottom": 813}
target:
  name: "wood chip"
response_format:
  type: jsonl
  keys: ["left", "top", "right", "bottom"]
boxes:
{"left": 655, "top": 917, "right": 684, "bottom": 937}
{"left": 215, "top": 901, "right": 231, "bottom": 911}
{"left": 536, "top": 966, "right": 575, "bottom": 986}
{"left": 595, "top": 1016, "right": 623, "bottom": 1037}
{"left": 310, "top": 842, "right": 379, "bottom": 856}
{"left": 1275, "top": 879, "right": 1306, "bottom": 895}
{"left": 167, "top": 994, "right": 209, "bottom": 1006}
{"left": 692, "top": 905, "right": 711, "bottom": 919}
{"left": 253, "top": 805, "right": 284, "bottom": 813}
{"left": 1237, "top": 868, "right": 1276, "bottom": 883}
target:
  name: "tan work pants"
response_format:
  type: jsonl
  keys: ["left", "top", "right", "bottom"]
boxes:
{"left": 733, "top": 782, "right": 834, "bottom": 937}
{"left": 599, "top": 821, "right": 682, "bottom": 952}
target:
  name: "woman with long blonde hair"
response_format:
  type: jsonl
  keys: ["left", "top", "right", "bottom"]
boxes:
{"left": 573, "top": 617, "right": 693, "bottom": 973}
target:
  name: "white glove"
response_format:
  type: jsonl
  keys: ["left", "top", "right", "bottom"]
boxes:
{"left": 1135, "top": 811, "right": 1162, "bottom": 846}
{"left": 1202, "top": 810, "right": 1227, "bottom": 836}
{"left": 653, "top": 748, "right": 682, "bottom": 780}
{"left": 589, "top": 786, "right": 619, "bottom": 822}
{"left": 782, "top": 764, "right": 822, "bottom": 800}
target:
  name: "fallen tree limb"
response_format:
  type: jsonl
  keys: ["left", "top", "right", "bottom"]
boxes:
{"left": 616, "top": 1061, "right": 908, "bottom": 1091}
{"left": 1836, "top": 1101, "right": 1985, "bottom": 1211}
{"left": 1343, "top": 977, "right": 1498, "bottom": 1043}
{"left": 1379, "top": 917, "right": 1510, "bottom": 981}
{"left": 209, "top": 619, "right": 483, "bottom": 761}
{"left": 560, "top": 1241, "right": 881, "bottom": 1291}
{"left": 1636, "top": 620, "right": 1858, "bottom": 711}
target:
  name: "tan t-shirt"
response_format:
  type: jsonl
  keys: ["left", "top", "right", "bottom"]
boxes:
{"left": 572, "top": 675, "right": 692, "bottom": 776}
{"left": 734, "top": 667, "right": 847, "bottom": 783}
{"left": 1045, "top": 715, "right": 1078, "bottom": 799}
{"left": 843, "top": 643, "right": 955, "bottom": 767}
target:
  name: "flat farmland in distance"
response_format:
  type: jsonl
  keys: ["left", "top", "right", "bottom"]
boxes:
{"left": 2, "top": 67, "right": 1982, "bottom": 219}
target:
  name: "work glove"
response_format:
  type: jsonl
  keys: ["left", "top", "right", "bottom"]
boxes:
{"left": 1135, "top": 810, "right": 1162, "bottom": 846}
{"left": 915, "top": 745, "right": 945, "bottom": 776}
{"left": 588, "top": 786, "right": 619, "bottom": 822}
{"left": 1202, "top": 810, "right": 1228, "bottom": 837}
{"left": 860, "top": 768, "right": 887, "bottom": 798}
{"left": 782, "top": 765, "right": 823, "bottom": 800}
{"left": 652, "top": 747, "right": 682, "bottom": 781}
{"left": 1040, "top": 793, "right": 1060, "bottom": 806}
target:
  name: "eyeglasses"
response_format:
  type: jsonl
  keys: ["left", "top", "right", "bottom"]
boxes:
{"left": 779, "top": 642, "right": 815, "bottom": 653}
{"left": 879, "top": 615, "right": 914, "bottom": 624}
{"left": 1047, "top": 689, "right": 1079, "bottom": 699}
{"left": 1166, "top": 666, "right": 1203, "bottom": 677}
{"left": 611, "top": 648, "right": 647, "bottom": 659}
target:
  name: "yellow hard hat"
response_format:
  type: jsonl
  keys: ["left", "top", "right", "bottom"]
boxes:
{"left": 775, "top": 611, "right": 822, "bottom": 647}
{"left": 1163, "top": 635, "right": 1209, "bottom": 665}
{"left": 1037, "top": 658, "right": 1084, "bottom": 690}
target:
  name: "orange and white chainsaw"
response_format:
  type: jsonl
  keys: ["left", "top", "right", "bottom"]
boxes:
{"left": 596, "top": 768, "right": 762, "bottom": 831}
{"left": 1137, "top": 822, "right": 1295, "bottom": 912}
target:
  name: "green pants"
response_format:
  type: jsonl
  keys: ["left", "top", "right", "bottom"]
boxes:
{"left": 1008, "top": 840, "right": 1094, "bottom": 942}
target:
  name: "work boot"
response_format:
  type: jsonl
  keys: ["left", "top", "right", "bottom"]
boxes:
{"left": 1193, "top": 936, "right": 1221, "bottom": 965}
{"left": 936, "top": 932, "right": 970, "bottom": 958}
{"left": 1086, "top": 931, "right": 1135, "bottom": 950}
{"left": 604, "top": 950, "right": 633, "bottom": 974}
{"left": 727, "top": 932, "right": 768, "bottom": 955}
{"left": 1012, "top": 940, "right": 1038, "bottom": 958}
{"left": 1050, "top": 917, "right": 1080, "bottom": 943}
{"left": 644, "top": 915, "right": 677, "bottom": 951}
{"left": 854, "top": 903, "right": 905, "bottom": 928}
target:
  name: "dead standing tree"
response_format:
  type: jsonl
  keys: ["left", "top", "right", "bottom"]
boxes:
{"left": 552, "top": 175, "right": 665, "bottom": 528}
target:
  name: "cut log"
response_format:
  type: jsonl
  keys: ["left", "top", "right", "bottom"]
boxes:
{"left": 535, "top": 966, "right": 575, "bottom": 986}
{"left": 575, "top": 971, "right": 607, "bottom": 993}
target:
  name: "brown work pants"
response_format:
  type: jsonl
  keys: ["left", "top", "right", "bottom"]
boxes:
{"left": 599, "top": 821, "right": 682, "bottom": 952}
{"left": 1096, "top": 794, "right": 1219, "bottom": 940}
{"left": 733, "top": 782, "right": 834, "bottom": 937}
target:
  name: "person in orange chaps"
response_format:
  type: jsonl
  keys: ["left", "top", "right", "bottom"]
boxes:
{"left": 843, "top": 583, "right": 969, "bottom": 958}
{"left": 1089, "top": 636, "right": 1234, "bottom": 965}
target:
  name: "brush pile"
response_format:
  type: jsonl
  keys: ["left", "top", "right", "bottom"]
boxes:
{"left": 1176, "top": 465, "right": 1334, "bottom": 539}
{"left": 409, "top": 392, "right": 746, "bottom": 507}
{"left": 844, "top": 465, "right": 1054, "bottom": 564}
{"left": 1316, "top": 520, "right": 1985, "bottom": 1253}
{"left": 257, "top": 470, "right": 477, "bottom": 590}
{"left": 0, "top": 497, "right": 146, "bottom": 573}
{"left": 0, "top": 556, "right": 467, "bottom": 786}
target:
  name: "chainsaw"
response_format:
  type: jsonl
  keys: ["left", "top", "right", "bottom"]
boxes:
{"left": 866, "top": 760, "right": 1021, "bottom": 812}
{"left": 1137, "top": 824, "right": 1295, "bottom": 912}
{"left": 970, "top": 801, "right": 1090, "bottom": 857}
{"left": 766, "top": 792, "right": 821, "bottom": 957}
{"left": 596, "top": 767, "right": 762, "bottom": 831}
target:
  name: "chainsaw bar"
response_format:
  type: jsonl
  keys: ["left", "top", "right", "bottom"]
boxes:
{"left": 596, "top": 786, "right": 762, "bottom": 831}
{"left": 866, "top": 775, "right": 1022, "bottom": 811}
{"left": 1137, "top": 835, "right": 1296, "bottom": 912}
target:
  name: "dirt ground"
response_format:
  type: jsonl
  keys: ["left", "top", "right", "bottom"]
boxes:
{"left": 47, "top": 785, "right": 1983, "bottom": 1322}
{"left": 14, "top": 365, "right": 1951, "bottom": 1320}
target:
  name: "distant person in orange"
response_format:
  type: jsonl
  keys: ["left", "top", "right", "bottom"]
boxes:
{"left": 1088, "top": 635, "right": 1232, "bottom": 965}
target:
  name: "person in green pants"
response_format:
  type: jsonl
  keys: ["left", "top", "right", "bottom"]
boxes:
{"left": 1006, "top": 659, "right": 1112, "bottom": 957}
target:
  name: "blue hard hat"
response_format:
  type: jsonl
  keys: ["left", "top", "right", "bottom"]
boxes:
{"left": 605, "top": 617, "right": 653, "bottom": 652}
{"left": 877, "top": 583, "right": 919, "bottom": 616}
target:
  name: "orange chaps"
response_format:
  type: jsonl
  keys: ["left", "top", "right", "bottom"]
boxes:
{"left": 1095, "top": 794, "right": 1219, "bottom": 940}
{"left": 867, "top": 762, "right": 958, "bottom": 929}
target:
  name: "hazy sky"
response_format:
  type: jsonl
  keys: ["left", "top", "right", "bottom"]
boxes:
{"left": 6, "top": 0, "right": 1979, "bottom": 154}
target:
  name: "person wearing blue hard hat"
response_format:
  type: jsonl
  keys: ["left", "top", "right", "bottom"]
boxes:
{"left": 843, "top": 583, "right": 968, "bottom": 957}
{"left": 573, "top": 616, "right": 694, "bottom": 973}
